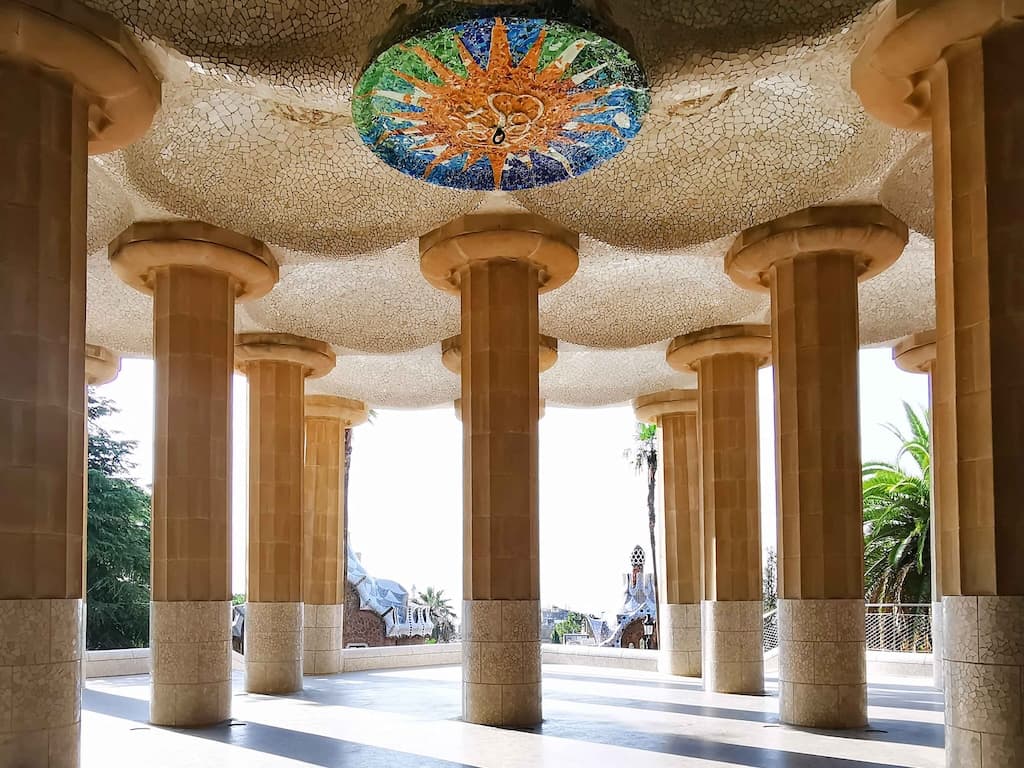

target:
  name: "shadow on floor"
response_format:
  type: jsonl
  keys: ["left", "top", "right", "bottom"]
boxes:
{"left": 83, "top": 689, "right": 475, "bottom": 768}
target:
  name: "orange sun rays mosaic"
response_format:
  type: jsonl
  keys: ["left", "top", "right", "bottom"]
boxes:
{"left": 354, "top": 10, "right": 649, "bottom": 191}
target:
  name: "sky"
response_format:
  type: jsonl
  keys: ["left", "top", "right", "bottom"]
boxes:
{"left": 94, "top": 348, "right": 928, "bottom": 619}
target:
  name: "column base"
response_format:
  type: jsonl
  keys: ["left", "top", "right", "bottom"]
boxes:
{"left": 778, "top": 598, "right": 866, "bottom": 729}
{"left": 943, "top": 596, "right": 1024, "bottom": 768}
{"left": 244, "top": 602, "right": 303, "bottom": 694}
{"left": 302, "top": 604, "right": 343, "bottom": 675}
{"left": 150, "top": 601, "right": 231, "bottom": 727}
{"left": 0, "top": 599, "right": 82, "bottom": 767}
{"left": 658, "top": 603, "right": 701, "bottom": 677}
{"left": 932, "top": 600, "right": 944, "bottom": 691}
{"left": 462, "top": 599, "right": 541, "bottom": 726}
{"left": 702, "top": 600, "right": 763, "bottom": 694}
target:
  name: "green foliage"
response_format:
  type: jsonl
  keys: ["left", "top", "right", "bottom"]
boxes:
{"left": 86, "top": 395, "right": 151, "bottom": 650}
{"left": 550, "top": 628, "right": 560, "bottom": 644}
{"left": 416, "top": 586, "right": 457, "bottom": 643}
{"left": 863, "top": 402, "right": 932, "bottom": 605}
{"left": 763, "top": 548, "right": 778, "bottom": 613}
{"left": 553, "top": 611, "right": 584, "bottom": 640}
{"left": 232, "top": 593, "right": 247, "bottom": 606}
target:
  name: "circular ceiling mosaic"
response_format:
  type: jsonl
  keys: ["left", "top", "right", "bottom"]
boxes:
{"left": 353, "top": 5, "right": 649, "bottom": 191}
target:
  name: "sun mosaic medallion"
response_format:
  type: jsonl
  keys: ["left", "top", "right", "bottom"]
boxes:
{"left": 353, "top": 6, "right": 649, "bottom": 191}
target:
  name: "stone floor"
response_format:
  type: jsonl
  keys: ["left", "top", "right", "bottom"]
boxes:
{"left": 83, "top": 665, "right": 944, "bottom": 767}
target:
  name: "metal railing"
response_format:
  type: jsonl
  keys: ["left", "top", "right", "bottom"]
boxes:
{"left": 762, "top": 603, "right": 933, "bottom": 655}
{"left": 865, "top": 603, "right": 932, "bottom": 653}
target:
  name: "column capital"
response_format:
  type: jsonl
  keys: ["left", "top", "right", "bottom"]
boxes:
{"left": 0, "top": 0, "right": 160, "bottom": 154}
{"left": 441, "top": 332, "right": 558, "bottom": 374}
{"left": 235, "top": 333, "right": 335, "bottom": 378}
{"left": 419, "top": 212, "right": 579, "bottom": 295}
{"left": 725, "top": 205, "right": 908, "bottom": 292}
{"left": 633, "top": 389, "right": 697, "bottom": 424}
{"left": 851, "top": 0, "right": 1022, "bottom": 131}
{"left": 109, "top": 221, "right": 279, "bottom": 301}
{"left": 667, "top": 324, "right": 771, "bottom": 373}
{"left": 304, "top": 394, "right": 369, "bottom": 426}
{"left": 85, "top": 343, "right": 120, "bottom": 386}
{"left": 893, "top": 328, "right": 937, "bottom": 374}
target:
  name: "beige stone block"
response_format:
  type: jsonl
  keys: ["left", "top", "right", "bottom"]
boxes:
{"left": 463, "top": 642, "right": 482, "bottom": 684}
{"left": 463, "top": 600, "right": 501, "bottom": 642}
{"left": 149, "top": 683, "right": 176, "bottom": 724}
{"left": 245, "top": 631, "right": 303, "bottom": 664}
{"left": 0, "top": 730, "right": 49, "bottom": 766}
{"left": 780, "top": 640, "right": 815, "bottom": 685}
{"left": 11, "top": 661, "right": 80, "bottom": 731}
{"left": 978, "top": 596, "right": 1024, "bottom": 666}
{"left": 196, "top": 641, "right": 230, "bottom": 683}
{"left": 47, "top": 722, "right": 81, "bottom": 768}
{"left": 463, "top": 682, "right": 502, "bottom": 725}
{"left": 982, "top": 733, "right": 1024, "bottom": 768}
{"left": 501, "top": 600, "right": 539, "bottom": 642}
{"left": 0, "top": 667, "right": 11, "bottom": 732}
{"left": 174, "top": 682, "right": 231, "bottom": 727}
{"left": 49, "top": 600, "right": 83, "bottom": 663}
{"left": 311, "top": 650, "right": 341, "bottom": 675}
{"left": 501, "top": 682, "right": 541, "bottom": 726}
{"left": 152, "top": 642, "right": 198, "bottom": 685}
{"left": 813, "top": 641, "right": 866, "bottom": 686}
{"left": 659, "top": 650, "right": 700, "bottom": 677}
{"left": 944, "top": 596, "right": 980, "bottom": 663}
{"left": 835, "top": 684, "right": 868, "bottom": 728}
{"left": 786, "top": 681, "right": 838, "bottom": 728}
{"left": 948, "top": 659, "right": 1023, "bottom": 736}
{"left": 0, "top": 600, "right": 51, "bottom": 666}
{"left": 946, "top": 725, "right": 982, "bottom": 768}
{"left": 480, "top": 641, "right": 525, "bottom": 686}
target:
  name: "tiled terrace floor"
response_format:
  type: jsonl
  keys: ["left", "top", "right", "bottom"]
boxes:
{"left": 83, "top": 665, "right": 944, "bottom": 767}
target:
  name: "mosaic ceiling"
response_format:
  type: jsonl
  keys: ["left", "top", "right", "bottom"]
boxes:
{"left": 354, "top": 7, "right": 649, "bottom": 190}
{"left": 82, "top": 0, "right": 937, "bottom": 408}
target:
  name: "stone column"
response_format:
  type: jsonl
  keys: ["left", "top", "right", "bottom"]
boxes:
{"left": 856, "top": 6, "right": 1024, "bottom": 762}
{"left": 421, "top": 213, "right": 578, "bottom": 726}
{"left": 727, "top": 205, "right": 907, "bottom": 728}
{"left": 302, "top": 395, "right": 368, "bottom": 675}
{"left": 893, "top": 330, "right": 943, "bottom": 690}
{"left": 445, "top": 333, "right": 555, "bottom": 423}
{"left": 667, "top": 326, "right": 770, "bottom": 694}
{"left": 1, "top": 2, "right": 156, "bottom": 763}
{"left": 110, "top": 222, "right": 278, "bottom": 726}
{"left": 633, "top": 390, "right": 702, "bottom": 677}
{"left": 235, "top": 333, "right": 335, "bottom": 693}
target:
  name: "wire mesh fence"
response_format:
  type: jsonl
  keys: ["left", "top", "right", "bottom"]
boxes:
{"left": 865, "top": 603, "right": 933, "bottom": 653}
{"left": 762, "top": 603, "right": 933, "bottom": 654}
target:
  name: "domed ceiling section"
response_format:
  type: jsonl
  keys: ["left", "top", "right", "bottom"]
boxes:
{"left": 116, "top": 79, "right": 484, "bottom": 254}
{"left": 244, "top": 243, "right": 459, "bottom": 353}
{"left": 539, "top": 236, "right": 765, "bottom": 348}
{"left": 519, "top": 57, "right": 895, "bottom": 249}
{"left": 542, "top": 342, "right": 695, "bottom": 407}
{"left": 78, "top": 0, "right": 939, "bottom": 410}
{"left": 880, "top": 136, "right": 933, "bottom": 238}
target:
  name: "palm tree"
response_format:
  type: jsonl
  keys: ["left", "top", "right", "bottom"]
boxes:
{"left": 862, "top": 402, "right": 931, "bottom": 606}
{"left": 627, "top": 422, "right": 660, "bottom": 647}
{"left": 417, "top": 586, "right": 456, "bottom": 643}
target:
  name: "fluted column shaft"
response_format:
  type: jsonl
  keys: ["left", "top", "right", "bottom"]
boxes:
{"left": 302, "top": 416, "right": 345, "bottom": 674}
{"left": 0, "top": 57, "right": 87, "bottom": 766}
{"left": 634, "top": 390, "right": 702, "bottom": 677}
{"left": 236, "top": 334, "right": 333, "bottom": 694}
{"left": 770, "top": 252, "right": 867, "bottom": 728}
{"left": 667, "top": 328, "right": 769, "bottom": 695}
{"left": 727, "top": 205, "right": 906, "bottom": 728}
{"left": 932, "top": 22, "right": 1024, "bottom": 765}
{"left": 460, "top": 258, "right": 542, "bottom": 725}
{"left": 151, "top": 265, "right": 235, "bottom": 724}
